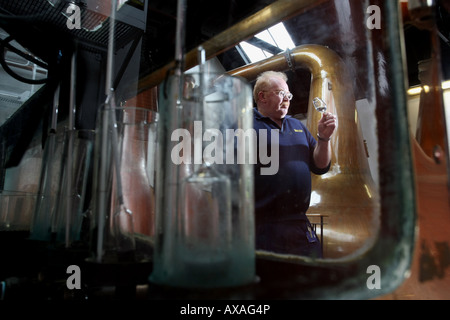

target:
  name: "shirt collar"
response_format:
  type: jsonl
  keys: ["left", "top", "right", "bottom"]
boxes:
{"left": 253, "top": 108, "right": 292, "bottom": 121}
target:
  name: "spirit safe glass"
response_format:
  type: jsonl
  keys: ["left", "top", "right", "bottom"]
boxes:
{"left": 150, "top": 72, "right": 255, "bottom": 288}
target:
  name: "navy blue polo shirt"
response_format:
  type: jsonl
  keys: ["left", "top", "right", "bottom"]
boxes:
{"left": 253, "top": 108, "right": 330, "bottom": 224}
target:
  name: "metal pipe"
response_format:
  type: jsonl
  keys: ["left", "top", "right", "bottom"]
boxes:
{"left": 97, "top": 0, "right": 119, "bottom": 263}
{"left": 175, "top": 0, "right": 187, "bottom": 74}
{"left": 65, "top": 51, "right": 76, "bottom": 247}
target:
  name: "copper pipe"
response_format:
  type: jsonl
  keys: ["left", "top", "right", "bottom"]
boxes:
{"left": 228, "top": 44, "right": 380, "bottom": 259}
{"left": 136, "top": 0, "right": 327, "bottom": 92}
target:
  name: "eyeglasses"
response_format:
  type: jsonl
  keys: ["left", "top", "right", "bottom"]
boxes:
{"left": 263, "top": 90, "right": 293, "bottom": 101}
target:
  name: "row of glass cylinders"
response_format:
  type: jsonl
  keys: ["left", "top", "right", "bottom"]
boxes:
{"left": 0, "top": 71, "right": 256, "bottom": 289}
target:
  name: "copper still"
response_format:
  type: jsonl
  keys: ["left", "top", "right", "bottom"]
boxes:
{"left": 228, "top": 44, "right": 380, "bottom": 259}
{"left": 407, "top": 1, "right": 449, "bottom": 173}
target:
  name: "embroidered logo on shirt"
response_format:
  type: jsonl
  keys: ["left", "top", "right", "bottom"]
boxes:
{"left": 294, "top": 129, "right": 303, "bottom": 133}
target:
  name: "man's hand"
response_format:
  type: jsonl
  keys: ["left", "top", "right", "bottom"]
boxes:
{"left": 317, "top": 112, "right": 337, "bottom": 140}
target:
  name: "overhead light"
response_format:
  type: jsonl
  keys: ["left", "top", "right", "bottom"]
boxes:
{"left": 443, "top": 80, "right": 450, "bottom": 90}
{"left": 407, "top": 86, "right": 422, "bottom": 95}
{"left": 407, "top": 80, "right": 450, "bottom": 95}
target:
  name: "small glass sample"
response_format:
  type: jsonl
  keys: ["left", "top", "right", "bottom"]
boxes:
{"left": 313, "top": 97, "right": 327, "bottom": 113}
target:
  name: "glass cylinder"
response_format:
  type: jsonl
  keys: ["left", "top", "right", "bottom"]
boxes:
{"left": 53, "top": 129, "right": 95, "bottom": 247}
{"left": 88, "top": 106, "right": 157, "bottom": 264}
{"left": 150, "top": 72, "right": 255, "bottom": 288}
{"left": 30, "top": 130, "right": 66, "bottom": 241}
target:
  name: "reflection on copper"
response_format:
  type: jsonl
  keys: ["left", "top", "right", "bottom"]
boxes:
{"left": 322, "top": 229, "right": 356, "bottom": 243}
{"left": 415, "top": 58, "right": 448, "bottom": 165}
{"left": 228, "top": 44, "right": 380, "bottom": 259}
{"left": 406, "top": 0, "right": 449, "bottom": 184}
{"left": 120, "top": 108, "right": 158, "bottom": 238}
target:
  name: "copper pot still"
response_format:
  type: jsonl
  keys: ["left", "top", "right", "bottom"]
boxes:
{"left": 229, "top": 44, "right": 380, "bottom": 259}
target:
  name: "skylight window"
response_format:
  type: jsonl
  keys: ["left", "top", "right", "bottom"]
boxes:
{"left": 239, "top": 42, "right": 273, "bottom": 63}
{"left": 239, "top": 22, "right": 295, "bottom": 64}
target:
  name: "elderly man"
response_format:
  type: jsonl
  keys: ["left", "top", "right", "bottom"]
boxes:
{"left": 253, "top": 71, "right": 336, "bottom": 258}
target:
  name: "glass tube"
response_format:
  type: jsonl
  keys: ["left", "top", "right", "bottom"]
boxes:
{"left": 53, "top": 129, "right": 95, "bottom": 248}
{"left": 151, "top": 72, "right": 255, "bottom": 288}
{"left": 88, "top": 106, "right": 157, "bottom": 264}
